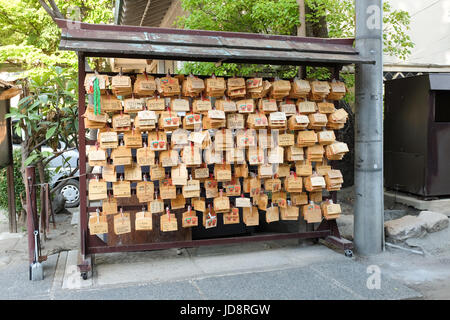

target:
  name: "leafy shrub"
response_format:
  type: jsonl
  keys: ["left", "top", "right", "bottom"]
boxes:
{"left": 0, "top": 149, "right": 25, "bottom": 214}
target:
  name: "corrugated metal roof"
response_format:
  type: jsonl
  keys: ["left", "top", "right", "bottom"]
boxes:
{"left": 0, "top": 79, "right": 14, "bottom": 89}
{"left": 56, "top": 19, "right": 374, "bottom": 66}
{"left": 0, "top": 79, "right": 21, "bottom": 100}
{"left": 115, "top": 0, "right": 174, "bottom": 27}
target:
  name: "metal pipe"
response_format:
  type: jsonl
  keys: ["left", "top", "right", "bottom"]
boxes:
{"left": 78, "top": 53, "right": 87, "bottom": 261}
{"left": 354, "top": 0, "right": 384, "bottom": 255}
{"left": 385, "top": 242, "right": 424, "bottom": 255}
{"left": 25, "top": 166, "right": 37, "bottom": 264}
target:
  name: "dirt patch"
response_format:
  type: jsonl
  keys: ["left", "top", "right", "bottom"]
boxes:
{"left": 0, "top": 208, "right": 78, "bottom": 268}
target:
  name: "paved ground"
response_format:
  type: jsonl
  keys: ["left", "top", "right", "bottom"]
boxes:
{"left": 0, "top": 239, "right": 423, "bottom": 300}
{"left": 2, "top": 206, "right": 450, "bottom": 300}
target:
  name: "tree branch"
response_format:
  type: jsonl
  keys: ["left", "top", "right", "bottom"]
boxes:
{"left": 38, "top": 0, "right": 55, "bottom": 19}
{"left": 47, "top": 0, "right": 64, "bottom": 19}
{"left": 50, "top": 165, "right": 79, "bottom": 194}
{"left": 42, "top": 147, "right": 77, "bottom": 167}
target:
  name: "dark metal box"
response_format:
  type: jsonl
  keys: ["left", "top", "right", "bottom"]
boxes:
{"left": 384, "top": 74, "right": 450, "bottom": 197}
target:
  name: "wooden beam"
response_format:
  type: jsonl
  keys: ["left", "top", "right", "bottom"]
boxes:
{"left": 7, "top": 165, "right": 16, "bottom": 233}
{"left": 38, "top": 0, "right": 56, "bottom": 19}
{"left": 48, "top": 0, "right": 64, "bottom": 19}
{"left": 0, "top": 88, "right": 21, "bottom": 101}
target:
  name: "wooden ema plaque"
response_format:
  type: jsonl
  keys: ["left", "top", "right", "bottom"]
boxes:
{"left": 171, "top": 98, "right": 190, "bottom": 112}
{"left": 88, "top": 179, "right": 107, "bottom": 201}
{"left": 214, "top": 193, "right": 230, "bottom": 213}
{"left": 111, "top": 146, "right": 132, "bottom": 166}
{"left": 182, "top": 208, "right": 198, "bottom": 228}
{"left": 112, "top": 113, "right": 131, "bottom": 130}
{"left": 321, "top": 202, "right": 341, "bottom": 220}
{"left": 280, "top": 206, "right": 299, "bottom": 221}
{"left": 237, "top": 99, "right": 255, "bottom": 113}
{"left": 113, "top": 212, "right": 132, "bottom": 235}
{"left": 205, "top": 178, "right": 218, "bottom": 198}
{"left": 193, "top": 99, "right": 212, "bottom": 112}
{"left": 171, "top": 164, "right": 188, "bottom": 185}
{"left": 88, "top": 213, "right": 108, "bottom": 235}
{"left": 216, "top": 99, "right": 237, "bottom": 112}
{"left": 257, "top": 194, "right": 268, "bottom": 211}
{"left": 102, "top": 164, "right": 117, "bottom": 182}
{"left": 124, "top": 163, "right": 142, "bottom": 181}
{"left": 99, "top": 131, "right": 118, "bottom": 149}
{"left": 101, "top": 94, "right": 122, "bottom": 112}
{"left": 223, "top": 208, "right": 240, "bottom": 225}
{"left": 148, "top": 131, "right": 167, "bottom": 151}
{"left": 88, "top": 148, "right": 106, "bottom": 167}
{"left": 123, "top": 98, "right": 144, "bottom": 113}
{"left": 260, "top": 99, "right": 278, "bottom": 112}
{"left": 84, "top": 75, "right": 351, "bottom": 248}
{"left": 150, "top": 199, "right": 164, "bottom": 214}
{"left": 302, "top": 203, "right": 322, "bottom": 223}
{"left": 113, "top": 180, "right": 131, "bottom": 198}
{"left": 136, "top": 147, "right": 155, "bottom": 166}
{"left": 102, "top": 197, "right": 118, "bottom": 215}
{"left": 160, "top": 213, "right": 178, "bottom": 232}
{"left": 135, "top": 211, "right": 153, "bottom": 231}
{"left": 243, "top": 206, "right": 259, "bottom": 226}
{"left": 171, "top": 193, "right": 186, "bottom": 210}
{"left": 146, "top": 98, "right": 166, "bottom": 111}
{"left": 103, "top": 210, "right": 191, "bottom": 247}
{"left": 193, "top": 198, "right": 206, "bottom": 213}
{"left": 266, "top": 206, "right": 279, "bottom": 223}
{"left": 160, "top": 181, "right": 177, "bottom": 200}
{"left": 203, "top": 209, "right": 218, "bottom": 229}
{"left": 150, "top": 165, "right": 166, "bottom": 181}
{"left": 124, "top": 130, "right": 143, "bottom": 148}
{"left": 182, "top": 179, "right": 201, "bottom": 198}
{"left": 136, "top": 181, "right": 154, "bottom": 202}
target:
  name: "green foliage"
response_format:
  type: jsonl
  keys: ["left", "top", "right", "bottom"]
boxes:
{"left": 306, "top": 0, "right": 414, "bottom": 60}
{"left": 178, "top": 62, "right": 300, "bottom": 78}
{"left": 176, "top": 0, "right": 301, "bottom": 78}
{"left": 382, "top": 2, "right": 414, "bottom": 60}
{"left": 0, "top": 149, "right": 25, "bottom": 213}
{"left": 6, "top": 66, "right": 79, "bottom": 168}
{"left": 0, "top": 0, "right": 114, "bottom": 76}
{"left": 0, "top": 149, "right": 52, "bottom": 215}
{"left": 177, "top": 0, "right": 414, "bottom": 79}
{"left": 0, "top": 0, "right": 112, "bottom": 195}
{"left": 177, "top": 0, "right": 300, "bottom": 35}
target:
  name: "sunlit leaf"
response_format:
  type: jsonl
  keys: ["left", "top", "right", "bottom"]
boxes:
{"left": 45, "top": 126, "right": 57, "bottom": 140}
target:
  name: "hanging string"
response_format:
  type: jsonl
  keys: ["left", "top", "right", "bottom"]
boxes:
{"left": 93, "top": 77, "right": 101, "bottom": 115}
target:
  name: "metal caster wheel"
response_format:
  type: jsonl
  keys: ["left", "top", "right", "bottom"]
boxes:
{"left": 344, "top": 250, "right": 353, "bottom": 258}
{"left": 81, "top": 272, "right": 88, "bottom": 280}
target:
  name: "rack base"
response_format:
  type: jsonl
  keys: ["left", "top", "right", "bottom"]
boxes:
{"left": 77, "top": 219, "right": 352, "bottom": 279}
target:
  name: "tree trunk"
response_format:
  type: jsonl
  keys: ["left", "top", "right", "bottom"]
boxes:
{"left": 305, "top": 3, "right": 329, "bottom": 38}
{"left": 296, "top": 0, "right": 306, "bottom": 37}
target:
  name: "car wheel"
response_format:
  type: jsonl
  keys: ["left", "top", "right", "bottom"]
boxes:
{"left": 60, "top": 179, "right": 80, "bottom": 208}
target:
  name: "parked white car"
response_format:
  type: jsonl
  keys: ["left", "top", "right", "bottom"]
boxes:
{"left": 12, "top": 123, "right": 80, "bottom": 208}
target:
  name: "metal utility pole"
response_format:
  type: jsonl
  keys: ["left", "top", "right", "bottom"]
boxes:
{"left": 354, "top": 0, "right": 384, "bottom": 255}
